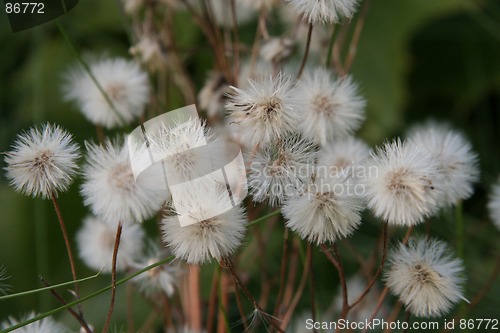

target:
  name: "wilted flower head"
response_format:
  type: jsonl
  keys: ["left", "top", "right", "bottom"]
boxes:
{"left": 4, "top": 123, "right": 80, "bottom": 199}
{"left": 0, "top": 312, "right": 67, "bottom": 333}
{"left": 64, "top": 57, "right": 149, "bottom": 129}
{"left": 81, "top": 139, "right": 165, "bottom": 224}
{"left": 283, "top": 174, "right": 363, "bottom": 245}
{"left": 286, "top": 0, "right": 360, "bottom": 24}
{"left": 162, "top": 184, "right": 247, "bottom": 265}
{"left": 130, "top": 34, "right": 167, "bottom": 72}
{"left": 226, "top": 73, "right": 301, "bottom": 147}
{"left": 488, "top": 177, "right": 500, "bottom": 231}
{"left": 247, "top": 136, "right": 317, "bottom": 206}
{"left": 362, "top": 139, "right": 442, "bottom": 226}
{"left": 296, "top": 68, "right": 365, "bottom": 145}
{"left": 76, "top": 215, "right": 144, "bottom": 272}
{"left": 198, "top": 72, "right": 230, "bottom": 118}
{"left": 408, "top": 121, "right": 479, "bottom": 207}
{"left": 132, "top": 241, "right": 179, "bottom": 297}
{"left": 260, "top": 37, "right": 295, "bottom": 63}
{"left": 385, "top": 237, "right": 467, "bottom": 318}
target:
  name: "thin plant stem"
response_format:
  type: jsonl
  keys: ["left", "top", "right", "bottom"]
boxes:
{"left": 272, "top": 228, "right": 290, "bottom": 316}
{"left": 223, "top": 258, "right": 285, "bottom": 333}
{"left": 297, "top": 22, "right": 313, "bottom": 79}
{"left": 456, "top": 200, "right": 465, "bottom": 259}
{"left": 343, "top": 0, "right": 371, "bottom": 73}
{"left": 402, "top": 311, "right": 411, "bottom": 333}
{"left": 308, "top": 243, "right": 317, "bottom": 333}
{"left": 102, "top": 222, "right": 123, "bottom": 333}
{"left": 325, "top": 24, "right": 337, "bottom": 68}
{"left": 55, "top": 20, "right": 125, "bottom": 126}
{"left": 1, "top": 256, "right": 175, "bottom": 333}
{"left": 50, "top": 193, "right": 84, "bottom": 318}
{"left": 363, "top": 225, "right": 414, "bottom": 333}
{"left": 39, "top": 276, "right": 93, "bottom": 333}
{"left": 230, "top": 0, "right": 239, "bottom": 85}
{"left": 232, "top": 277, "right": 249, "bottom": 331}
{"left": 0, "top": 271, "right": 101, "bottom": 301}
{"left": 188, "top": 265, "right": 202, "bottom": 331}
{"left": 349, "top": 223, "right": 389, "bottom": 310}
{"left": 207, "top": 266, "right": 219, "bottom": 333}
{"left": 127, "top": 283, "right": 134, "bottom": 333}
{"left": 332, "top": 22, "right": 350, "bottom": 76}
{"left": 280, "top": 243, "right": 311, "bottom": 332}
{"left": 248, "top": 210, "right": 281, "bottom": 227}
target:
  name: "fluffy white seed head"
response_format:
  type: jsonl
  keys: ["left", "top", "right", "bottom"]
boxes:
{"left": 283, "top": 174, "right": 363, "bottom": 245}
{"left": 296, "top": 69, "right": 365, "bottom": 145}
{"left": 318, "top": 136, "right": 370, "bottom": 177}
{"left": 81, "top": 139, "right": 165, "bottom": 224}
{"left": 286, "top": 0, "right": 360, "bottom": 24}
{"left": 4, "top": 123, "right": 80, "bottom": 199}
{"left": 407, "top": 121, "right": 479, "bottom": 207}
{"left": 132, "top": 241, "right": 179, "bottom": 297}
{"left": 247, "top": 136, "right": 317, "bottom": 206}
{"left": 0, "top": 312, "right": 67, "bottom": 333}
{"left": 76, "top": 215, "right": 144, "bottom": 272}
{"left": 385, "top": 238, "right": 467, "bottom": 318}
{"left": 162, "top": 184, "right": 247, "bottom": 265}
{"left": 226, "top": 73, "right": 302, "bottom": 147}
{"left": 488, "top": 178, "right": 500, "bottom": 231}
{"left": 64, "top": 57, "right": 150, "bottom": 129}
{"left": 362, "top": 139, "right": 442, "bottom": 226}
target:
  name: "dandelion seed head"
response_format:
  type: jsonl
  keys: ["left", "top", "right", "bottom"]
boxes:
{"left": 81, "top": 139, "right": 165, "bottom": 224}
{"left": 385, "top": 238, "right": 467, "bottom": 318}
{"left": 286, "top": 0, "right": 360, "bottom": 24}
{"left": 132, "top": 241, "right": 179, "bottom": 297}
{"left": 247, "top": 136, "right": 317, "bottom": 206}
{"left": 408, "top": 121, "right": 479, "bottom": 206}
{"left": 283, "top": 175, "right": 363, "bottom": 244}
{"left": 4, "top": 123, "right": 80, "bottom": 199}
{"left": 162, "top": 184, "right": 247, "bottom": 265}
{"left": 296, "top": 69, "right": 365, "bottom": 145}
{"left": 318, "top": 136, "right": 370, "bottom": 176}
{"left": 226, "top": 74, "right": 301, "bottom": 147}
{"left": 488, "top": 178, "right": 500, "bottom": 231}
{"left": 76, "top": 215, "right": 144, "bottom": 272}
{"left": 64, "top": 57, "right": 149, "bottom": 129}
{"left": 362, "top": 139, "right": 442, "bottom": 226}
{"left": 0, "top": 312, "right": 67, "bottom": 333}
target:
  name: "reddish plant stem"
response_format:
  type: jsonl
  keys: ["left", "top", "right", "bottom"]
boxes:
{"left": 51, "top": 193, "right": 90, "bottom": 333}
{"left": 223, "top": 258, "right": 285, "bottom": 333}
{"left": 308, "top": 243, "right": 317, "bottom": 333}
{"left": 102, "top": 222, "right": 123, "bottom": 333}
{"left": 297, "top": 22, "right": 313, "bottom": 79}
{"left": 362, "top": 225, "right": 414, "bottom": 333}
{"left": 343, "top": 0, "right": 371, "bottom": 73}
{"left": 206, "top": 266, "right": 219, "bottom": 333}
{"left": 279, "top": 244, "right": 311, "bottom": 332}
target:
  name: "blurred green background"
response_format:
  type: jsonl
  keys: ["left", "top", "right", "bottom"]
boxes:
{"left": 0, "top": 0, "right": 499, "bottom": 331}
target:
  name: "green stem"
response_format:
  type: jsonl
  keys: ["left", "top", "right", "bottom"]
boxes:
{"left": 325, "top": 24, "right": 337, "bottom": 68}
{"left": 247, "top": 210, "right": 281, "bottom": 227}
{"left": 0, "top": 256, "right": 175, "bottom": 333}
{"left": 0, "top": 271, "right": 101, "bottom": 301}
{"left": 55, "top": 20, "right": 126, "bottom": 126}
{"left": 455, "top": 200, "right": 464, "bottom": 260}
